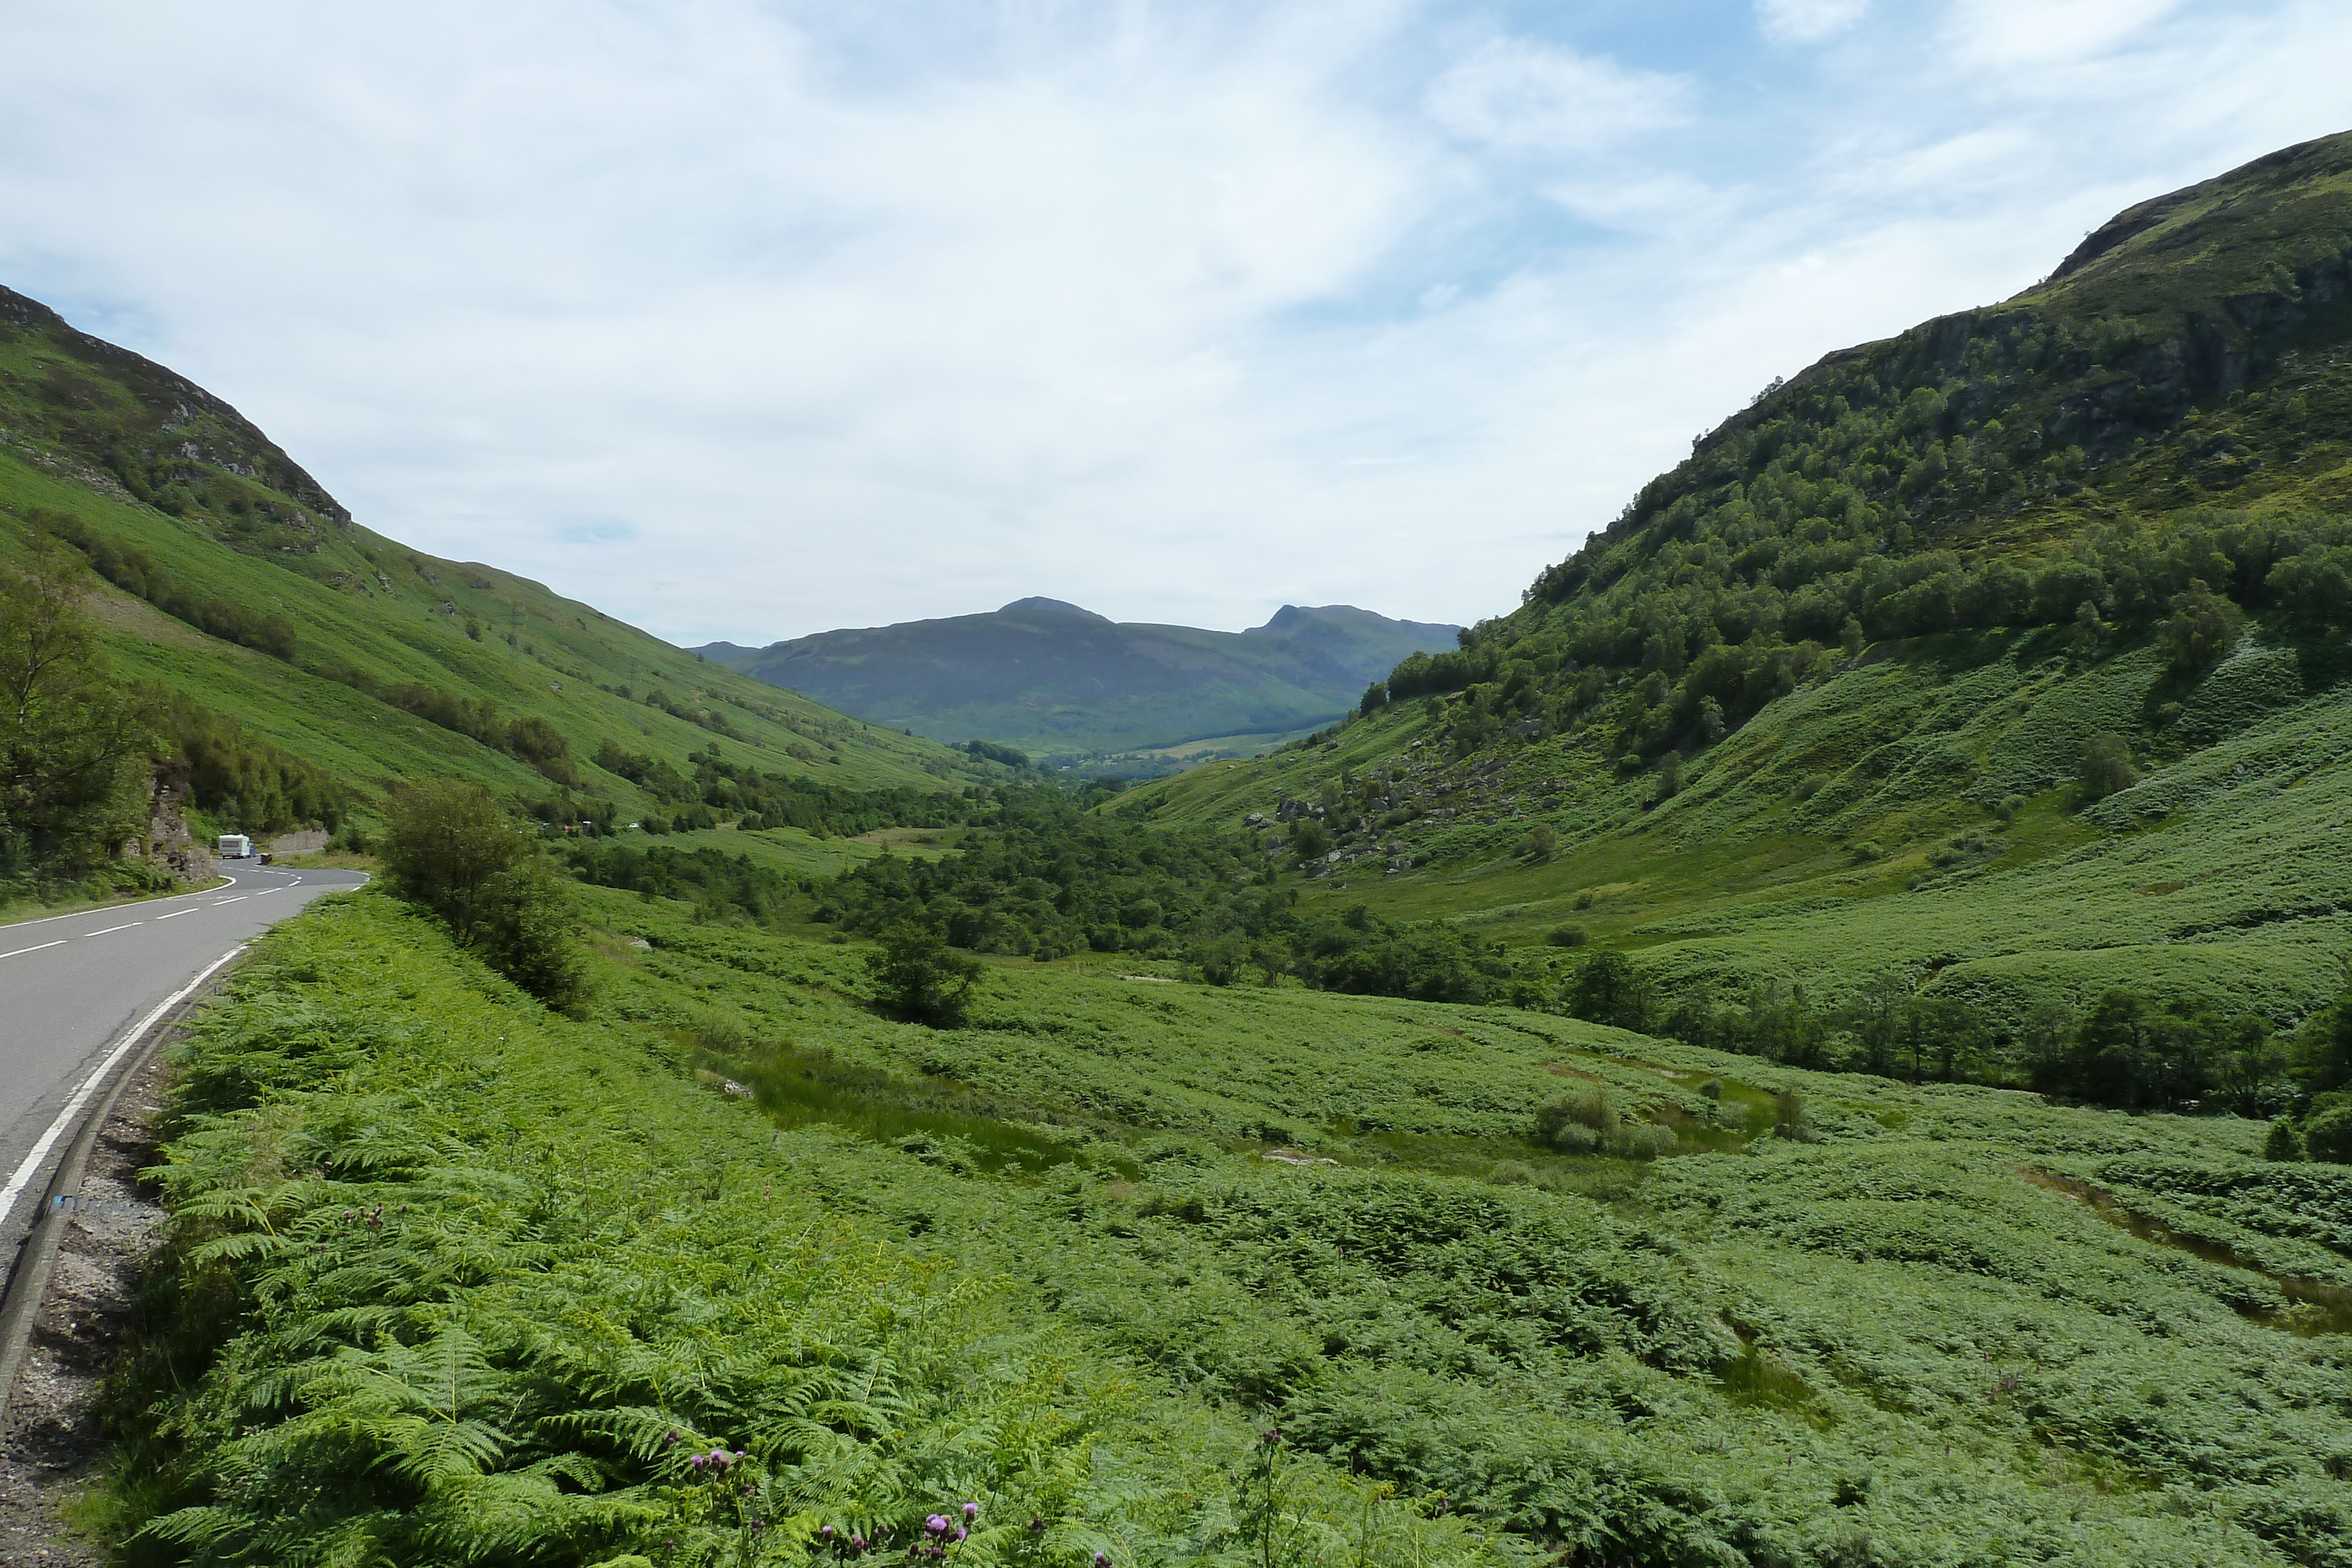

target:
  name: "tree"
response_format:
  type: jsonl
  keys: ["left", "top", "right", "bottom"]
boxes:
{"left": 1289, "top": 819, "right": 1330, "bottom": 861}
{"left": 380, "top": 779, "right": 587, "bottom": 1007}
{"left": 1516, "top": 823, "right": 1557, "bottom": 861}
{"left": 2306, "top": 1102, "right": 2352, "bottom": 1165}
{"left": 2078, "top": 733, "right": 2136, "bottom": 801}
{"left": 2158, "top": 581, "right": 2243, "bottom": 671}
{"left": 0, "top": 540, "right": 151, "bottom": 880}
{"left": 382, "top": 779, "right": 533, "bottom": 941}
{"left": 2039, "top": 991, "right": 2217, "bottom": 1110}
{"left": 2293, "top": 985, "right": 2352, "bottom": 1095}
{"left": 866, "top": 921, "right": 984, "bottom": 1027}
{"left": 1652, "top": 751, "right": 1685, "bottom": 803}
{"left": 1568, "top": 950, "right": 1651, "bottom": 1032}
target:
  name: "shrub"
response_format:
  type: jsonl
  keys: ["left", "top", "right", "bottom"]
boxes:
{"left": 2306, "top": 1104, "right": 2352, "bottom": 1165}
{"left": 1652, "top": 751, "right": 1685, "bottom": 802}
{"left": 1517, "top": 823, "right": 1558, "bottom": 861}
{"left": 2158, "top": 581, "right": 2242, "bottom": 671}
{"left": 1545, "top": 924, "right": 1589, "bottom": 948}
{"left": 1534, "top": 1084, "right": 1619, "bottom": 1152}
{"left": 1568, "top": 951, "right": 1651, "bottom": 1032}
{"left": 2263, "top": 1118, "right": 2306, "bottom": 1161}
{"left": 2079, "top": 733, "right": 2136, "bottom": 801}
{"left": 1291, "top": 819, "right": 1331, "bottom": 860}
{"left": 1612, "top": 1122, "right": 1679, "bottom": 1159}
{"left": 379, "top": 779, "right": 587, "bottom": 1007}
{"left": 866, "top": 922, "right": 984, "bottom": 1028}
{"left": 1773, "top": 1089, "right": 1818, "bottom": 1142}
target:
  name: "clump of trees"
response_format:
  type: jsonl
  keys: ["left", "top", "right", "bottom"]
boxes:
{"left": 963, "top": 739, "right": 1028, "bottom": 769}
{"left": 1555, "top": 944, "right": 2331, "bottom": 1119}
{"left": 0, "top": 539, "right": 152, "bottom": 888}
{"left": 141, "top": 684, "right": 349, "bottom": 835}
{"left": 817, "top": 788, "right": 1516, "bottom": 1004}
{"left": 2262, "top": 984, "right": 2352, "bottom": 1163}
{"left": 595, "top": 738, "right": 968, "bottom": 837}
{"left": 379, "top": 778, "right": 588, "bottom": 1008}
{"left": 866, "top": 921, "right": 984, "bottom": 1027}
{"left": 562, "top": 839, "right": 801, "bottom": 922}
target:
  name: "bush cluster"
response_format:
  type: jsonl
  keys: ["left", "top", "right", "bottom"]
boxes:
{"left": 379, "top": 778, "right": 589, "bottom": 1007}
{"left": 595, "top": 738, "right": 968, "bottom": 837}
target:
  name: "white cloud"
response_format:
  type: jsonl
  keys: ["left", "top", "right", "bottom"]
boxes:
{"left": 1758, "top": 0, "right": 1872, "bottom": 45}
{"left": 0, "top": 2, "right": 2346, "bottom": 646}
{"left": 1947, "top": 0, "right": 2185, "bottom": 68}
{"left": 1424, "top": 37, "right": 1691, "bottom": 153}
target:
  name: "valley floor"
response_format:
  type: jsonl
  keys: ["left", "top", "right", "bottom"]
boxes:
{"left": 79, "top": 886, "right": 2352, "bottom": 1567}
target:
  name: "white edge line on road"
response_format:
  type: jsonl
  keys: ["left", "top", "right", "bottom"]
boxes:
{"left": 0, "top": 941, "right": 68, "bottom": 961}
{"left": 0, "top": 945, "right": 245, "bottom": 1240}
{"left": 0, "top": 874, "right": 242, "bottom": 935}
{"left": 80, "top": 923, "right": 142, "bottom": 937}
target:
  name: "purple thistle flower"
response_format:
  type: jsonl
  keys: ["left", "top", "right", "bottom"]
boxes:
{"left": 954, "top": 1527, "right": 967, "bottom": 1542}
{"left": 928, "top": 1514, "right": 950, "bottom": 1534}
{"left": 821, "top": 1525, "right": 835, "bottom": 1539}
{"left": 688, "top": 1454, "right": 707, "bottom": 1469}
{"left": 1094, "top": 1553, "right": 1111, "bottom": 1568}
{"left": 963, "top": 1502, "right": 979, "bottom": 1519}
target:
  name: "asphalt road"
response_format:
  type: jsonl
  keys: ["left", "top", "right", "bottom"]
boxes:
{"left": 0, "top": 862, "right": 368, "bottom": 1293}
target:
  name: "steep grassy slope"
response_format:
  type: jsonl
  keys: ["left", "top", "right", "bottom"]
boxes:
{"left": 701, "top": 597, "right": 1458, "bottom": 763}
{"left": 104, "top": 884, "right": 2352, "bottom": 1565}
{"left": 1120, "top": 131, "right": 2352, "bottom": 1044}
{"left": 0, "top": 284, "right": 990, "bottom": 837}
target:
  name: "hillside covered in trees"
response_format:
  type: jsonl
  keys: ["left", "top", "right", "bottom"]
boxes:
{"left": 1120, "top": 131, "right": 2352, "bottom": 1116}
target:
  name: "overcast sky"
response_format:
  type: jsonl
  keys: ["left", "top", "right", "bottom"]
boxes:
{"left": 4, "top": 2, "right": 2348, "bottom": 644}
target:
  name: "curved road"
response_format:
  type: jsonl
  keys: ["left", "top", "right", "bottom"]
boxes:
{"left": 0, "top": 863, "right": 368, "bottom": 1292}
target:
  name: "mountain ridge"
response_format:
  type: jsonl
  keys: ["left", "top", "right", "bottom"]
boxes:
{"left": 698, "top": 600, "right": 1461, "bottom": 762}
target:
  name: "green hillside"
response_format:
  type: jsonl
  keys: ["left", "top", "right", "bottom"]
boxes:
{"left": 0, "top": 284, "right": 994, "bottom": 860}
{"left": 700, "top": 596, "right": 1459, "bottom": 766}
{"left": 1120, "top": 130, "right": 2352, "bottom": 1055}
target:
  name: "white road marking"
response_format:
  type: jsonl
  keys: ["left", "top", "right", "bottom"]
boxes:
{"left": 253, "top": 888, "right": 279, "bottom": 896}
{"left": 0, "top": 941, "right": 68, "bottom": 961}
{"left": 155, "top": 909, "right": 195, "bottom": 920}
{"left": 79, "top": 923, "right": 142, "bottom": 937}
{"left": 213, "top": 897, "right": 248, "bottom": 905}
{"left": 0, "top": 873, "right": 238, "bottom": 934}
{"left": 0, "top": 946, "right": 245, "bottom": 1239}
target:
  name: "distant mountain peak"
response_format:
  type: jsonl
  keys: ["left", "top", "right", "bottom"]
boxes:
{"left": 998, "top": 597, "right": 1108, "bottom": 621}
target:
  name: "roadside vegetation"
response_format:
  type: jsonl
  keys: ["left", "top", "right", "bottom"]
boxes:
{"left": 91, "top": 876, "right": 2352, "bottom": 1565}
